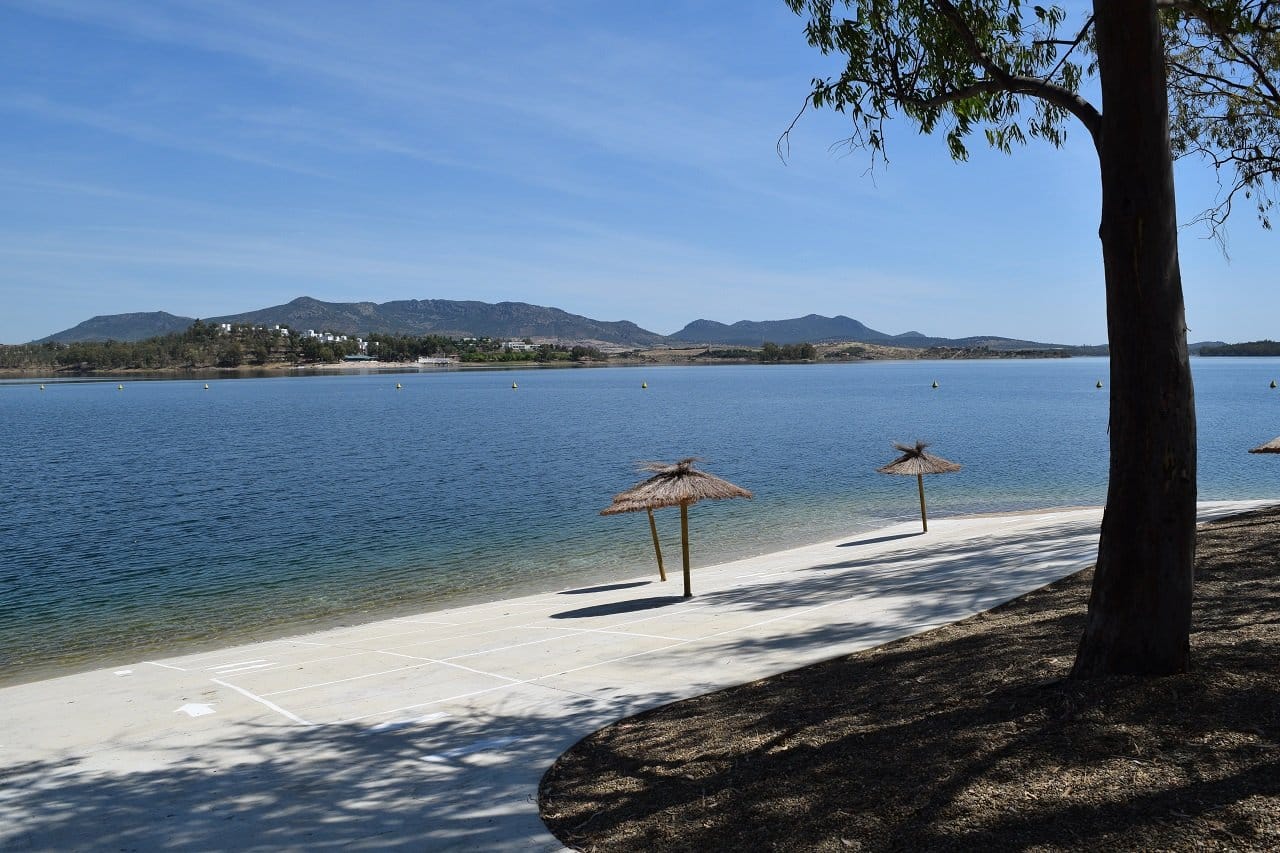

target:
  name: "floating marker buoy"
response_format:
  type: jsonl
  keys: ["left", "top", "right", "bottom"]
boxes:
{"left": 1272, "top": 380, "right": 1277, "bottom": 389}
{"left": 1096, "top": 381, "right": 1103, "bottom": 389}
{"left": 39, "top": 384, "right": 45, "bottom": 391}
{"left": 204, "top": 383, "right": 210, "bottom": 390}
{"left": 512, "top": 382, "right": 518, "bottom": 389}
{"left": 642, "top": 382, "right": 648, "bottom": 389}
{"left": 395, "top": 383, "right": 402, "bottom": 390}
{"left": 117, "top": 384, "right": 124, "bottom": 391}
{"left": 931, "top": 381, "right": 938, "bottom": 389}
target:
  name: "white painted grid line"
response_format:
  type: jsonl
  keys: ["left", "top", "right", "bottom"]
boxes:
{"left": 377, "top": 650, "right": 525, "bottom": 684}
{"left": 207, "top": 659, "right": 269, "bottom": 671}
{"left": 600, "top": 603, "right": 714, "bottom": 631}
{"left": 371, "top": 622, "right": 571, "bottom": 652}
{"left": 211, "top": 650, "right": 371, "bottom": 677}
{"left": 334, "top": 681, "right": 522, "bottom": 724}
{"left": 572, "top": 628, "right": 687, "bottom": 642}
{"left": 213, "top": 663, "right": 275, "bottom": 675}
{"left": 142, "top": 660, "right": 187, "bottom": 672}
{"left": 212, "top": 678, "right": 312, "bottom": 726}
{"left": 321, "top": 627, "right": 447, "bottom": 645}
{"left": 430, "top": 632, "right": 587, "bottom": 663}
{"left": 260, "top": 663, "right": 427, "bottom": 697}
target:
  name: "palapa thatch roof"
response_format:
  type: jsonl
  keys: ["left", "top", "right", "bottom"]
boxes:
{"left": 877, "top": 441, "right": 962, "bottom": 476}
{"left": 600, "top": 458, "right": 753, "bottom": 515}
{"left": 1249, "top": 436, "right": 1280, "bottom": 454}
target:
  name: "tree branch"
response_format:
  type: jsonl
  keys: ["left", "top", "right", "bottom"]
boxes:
{"left": 1162, "top": 0, "right": 1280, "bottom": 103}
{"left": 925, "top": 0, "right": 1102, "bottom": 145}
{"left": 1041, "top": 15, "right": 1094, "bottom": 88}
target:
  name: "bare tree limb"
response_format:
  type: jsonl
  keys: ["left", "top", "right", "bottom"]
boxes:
{"left": 925, "top": 0, "right": 1101, "bottom": 143}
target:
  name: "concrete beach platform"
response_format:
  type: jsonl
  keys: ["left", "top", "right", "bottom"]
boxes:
{"left": 1, "top": 501, "right": 1267, "bottom": 851}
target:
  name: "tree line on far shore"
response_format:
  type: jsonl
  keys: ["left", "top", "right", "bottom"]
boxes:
{"left": 0, "top": 321, "right": 605, "bottom": 371}
{"left": 1199, "top": 340, "right": 1280, "bottom": 357}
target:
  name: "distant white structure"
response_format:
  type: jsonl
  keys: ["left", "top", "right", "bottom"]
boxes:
{"left": 418, "top": 356, "right": 458, "bottom": 365}
{"left": 303, "top": 330, "right": 350, "bottom": 344}
{"left": 503, "top": 341, "right": 536, "bottom": 352}
{"left": 218, "top": 323, "right": 233, "bottom": 333}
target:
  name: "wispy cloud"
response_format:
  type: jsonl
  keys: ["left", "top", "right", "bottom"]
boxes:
{"left": 0, "top": 93, "right": 331, "bottom": 176}
{"left": 13, "top": 0, "right": 842, "bottom": 201}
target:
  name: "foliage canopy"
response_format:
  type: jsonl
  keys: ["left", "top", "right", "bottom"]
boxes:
{"left": 784, "top": 0, "right": 1280, "bottom": 233}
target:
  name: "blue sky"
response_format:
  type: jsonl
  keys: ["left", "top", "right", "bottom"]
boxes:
{"left": 1, "top": 1, "right": 1274, "bottom": 345}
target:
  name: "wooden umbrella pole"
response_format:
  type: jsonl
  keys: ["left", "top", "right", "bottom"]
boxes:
{"left": 647, "top": 507, "right": 667, "bottom": 582}
{"left": 917, "top": 472, "right": 928, "bottom": 533}
{"left": 680, "top": 501, "right": 692, "bottom": 598}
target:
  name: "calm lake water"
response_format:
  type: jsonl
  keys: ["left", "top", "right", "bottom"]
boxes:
{"left": 2, "top": 358, "right": 1278, "bottom": 682}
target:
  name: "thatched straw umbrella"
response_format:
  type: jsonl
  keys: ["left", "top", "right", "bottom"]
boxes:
{"left": 1249, "top": 436, "right": 1280, "bottom": 453}
{"left": 601, "top": 458, "right": 753, "bottom": 598}
{"left": 877, "top": 441, "right": 962, "bottom": 533}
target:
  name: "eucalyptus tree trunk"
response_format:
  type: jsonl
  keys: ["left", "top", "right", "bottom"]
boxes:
{"left": 1071, "top": 0, "right": 1198, "bottom": 677}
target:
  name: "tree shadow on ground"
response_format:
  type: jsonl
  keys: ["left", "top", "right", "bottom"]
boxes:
{"left": 0, "top": 686, "right": 687, "bottom": 852}
{"left": 682, "top": 516, "right": 1103, "bottom": 640}
{"left": 6, "top": 510, "right": 1272, "bottom": 852}
{"left": 541, "top": 507, "right": 1280, "bottom": 852}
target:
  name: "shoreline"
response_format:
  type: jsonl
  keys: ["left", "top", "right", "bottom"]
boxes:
{"left": 0, "top": 504, "right": 1103, "bottom": 690}
{"left": 0, "top": 360, "right": 658, "bottom": 381}
{"left": 0, "top": 350, "right": 1119, "bottom": 380}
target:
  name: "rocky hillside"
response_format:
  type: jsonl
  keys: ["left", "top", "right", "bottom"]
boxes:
{"left": 210, "top": 297, "right": 668, "bottom": 346}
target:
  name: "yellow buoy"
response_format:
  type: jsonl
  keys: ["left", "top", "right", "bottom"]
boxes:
{"left": 642, "top": 382, "right": 648, "bottom": 389}
{"left": 512, "top": 382, "right": 518, "bottom": 389}
{"left": 1096, "top": 381, "right": 1103, "bottom": 389}
{"left": 931, "top": 381, "right": 938, "bottom": 389}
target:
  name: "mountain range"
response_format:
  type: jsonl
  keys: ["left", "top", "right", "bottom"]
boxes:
{"left": 35, "top": 295, "right": 1102, "bottom": 352}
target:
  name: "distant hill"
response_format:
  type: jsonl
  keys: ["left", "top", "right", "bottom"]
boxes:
{"left": 668, "top": 314, "right": 1097, "bottom": 352}
{"left": 36, "top": 311, "right": 195, "bottom": 343}
{"left": 209, "top": 297, "right": 668, "bottom": 347}
{"left": 886, "top": 331, "right": 1063, "bottom": 350}
{"left": 670, "top": 314, "right": 895, "bottom": 346}
{"left": 36, "top": 297, "right": 669, "bottom": 347}
{"left": 34, "top": 299, "right": 1112, "bottom": 353}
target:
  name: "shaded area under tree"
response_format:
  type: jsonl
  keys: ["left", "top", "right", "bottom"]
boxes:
{"left": 541, "top": 506, "right": 1280, "bottom": 851}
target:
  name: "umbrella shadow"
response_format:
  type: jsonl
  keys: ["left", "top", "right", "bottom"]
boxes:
{"left": 837, "top": 532, "right": 923, "bottom": 548}
{"left": 558, "top": 581, "right": 652, "bottom": 596}
{"left": 550, "top": 596, "right": 686, "bottom": 620}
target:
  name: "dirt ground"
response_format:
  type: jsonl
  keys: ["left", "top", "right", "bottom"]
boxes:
{"left": 540, "top": 507, "right": 1280, "bottom": 851}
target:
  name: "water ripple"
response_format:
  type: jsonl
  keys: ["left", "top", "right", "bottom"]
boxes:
{"left": 1, "top": 359, "right": 1277, "bottom": 681}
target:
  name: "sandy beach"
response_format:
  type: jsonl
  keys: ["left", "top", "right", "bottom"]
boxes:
{"left": 0, "top": 501, "right": 1268, "bottom": 851}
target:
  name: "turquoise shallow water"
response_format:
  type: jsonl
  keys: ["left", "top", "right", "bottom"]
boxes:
{"left": 1, "top": 358, "right": 1278, "bottom": 682}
